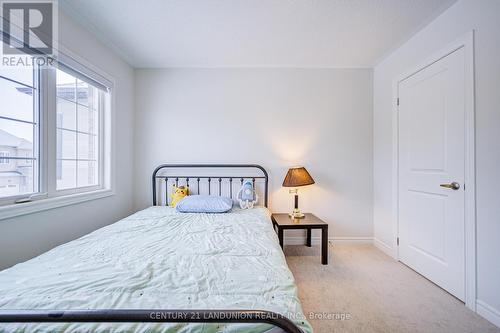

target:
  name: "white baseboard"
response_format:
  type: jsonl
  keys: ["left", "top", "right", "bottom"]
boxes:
{"left": 283, "top": 236, "right": 373, "bottom": 245}
{"left": 373, "top": 238, "right": 397, "bottom": 258}
{"left": 476, "top": 300, "right": 500, "bottom": 328}
{"left": 331, "top": 237, "right": 373, "bottom": 244}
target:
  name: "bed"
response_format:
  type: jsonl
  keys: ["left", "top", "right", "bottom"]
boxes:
{"left": 0, "top": 164, "right": 312, "bottom": 333}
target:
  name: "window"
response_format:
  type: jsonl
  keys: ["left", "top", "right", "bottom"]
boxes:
{"left": 56, "top": 69, "right": 101, "bottom": 191}
{"left": 0, "top": 152, "right": 11, "bottom": 164}
{"left": 0, "top": 63, "right": 39, "bottom": 199}
{"left": 0, "top": 38, "right": 112, "bottom": 212}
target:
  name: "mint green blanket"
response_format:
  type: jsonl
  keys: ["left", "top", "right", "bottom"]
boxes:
{"left": 0, "top": 207, "right": 312, "bottom": 333}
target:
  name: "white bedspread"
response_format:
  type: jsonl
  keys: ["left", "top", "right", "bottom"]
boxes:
{"left": 0, "top": 207, "right": 312, "bottom": 333}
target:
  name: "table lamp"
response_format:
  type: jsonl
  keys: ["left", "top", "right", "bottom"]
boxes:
{"left": 282, "top": 166, "right": 315, "bottom": 218}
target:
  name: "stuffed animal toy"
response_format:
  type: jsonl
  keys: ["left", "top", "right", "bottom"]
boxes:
{"left": 237, "top": 180, "right": 258, "bottom": 209}
{"left": 171, "top": 185, "right": 189, "bottom": 207}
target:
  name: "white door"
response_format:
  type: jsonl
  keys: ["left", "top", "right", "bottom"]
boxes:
{"left": 398, "top": 47, "right": 465, "bottom": 301}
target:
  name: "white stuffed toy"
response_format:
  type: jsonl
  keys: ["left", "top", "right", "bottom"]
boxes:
{"left": 237, "top": 180, "right": 258, "bottom": 209}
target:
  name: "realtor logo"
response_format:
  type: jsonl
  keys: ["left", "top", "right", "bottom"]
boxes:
{"left": 1, "top": 0, "right": 54, "bottom": 55}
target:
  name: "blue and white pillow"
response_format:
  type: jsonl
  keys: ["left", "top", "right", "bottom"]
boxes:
{"left": 176, "top": 195, "right": 233, "bottom": 213}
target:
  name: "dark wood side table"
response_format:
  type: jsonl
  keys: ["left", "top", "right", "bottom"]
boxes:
{"left": 271, "top": 213, "right": 329, "bottom": 265}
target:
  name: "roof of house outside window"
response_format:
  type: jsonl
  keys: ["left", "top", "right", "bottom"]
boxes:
{"left": 0, "top": 129, "right": 32, "bottom": 149}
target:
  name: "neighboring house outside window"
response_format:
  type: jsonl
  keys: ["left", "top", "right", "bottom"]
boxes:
{"left": 0, "top": 132, "right": 33, "bottom": 197}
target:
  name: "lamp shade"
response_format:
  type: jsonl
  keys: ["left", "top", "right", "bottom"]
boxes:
{"left": 282, "top": 167, "right": 315, "bottom": 187}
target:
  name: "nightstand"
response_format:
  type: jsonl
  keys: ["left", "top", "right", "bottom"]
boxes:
{"left": 271, "top": 213, "right": 328, "bottom": 265}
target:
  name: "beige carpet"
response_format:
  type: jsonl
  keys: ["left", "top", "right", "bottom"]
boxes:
{"left": 285, "top": 243, "right": 499, "bottom": 333}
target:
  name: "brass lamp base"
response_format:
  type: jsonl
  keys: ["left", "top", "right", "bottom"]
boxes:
{"left": 289, "top": 208, "right": 305, "bottom": 219}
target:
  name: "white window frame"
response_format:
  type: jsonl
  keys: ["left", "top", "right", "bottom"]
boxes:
{"left": 50, "top": 68, "right": 105, "bottom": 196}
{"left": 0, "top": 44, "right": 115, "bottom": 220}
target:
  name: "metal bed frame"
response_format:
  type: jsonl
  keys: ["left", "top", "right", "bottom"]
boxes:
{"left": 0, "top": 164, "right": 306, "bottom": 333}
{"left": 152, "top": 164, "right": 269, "bottom": 207}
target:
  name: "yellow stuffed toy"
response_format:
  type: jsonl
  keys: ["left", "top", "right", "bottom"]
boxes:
{"left": 171, "top": 185, "right": 189, "bottom": 207}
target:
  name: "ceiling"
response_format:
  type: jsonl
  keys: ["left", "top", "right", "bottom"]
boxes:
{"left": 60, "top": 0, "right": 457, "bottom": 68}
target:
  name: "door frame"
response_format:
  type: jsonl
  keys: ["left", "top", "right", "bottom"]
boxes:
{"left": 391, "top": 31, "right": 476, "bottom": 310}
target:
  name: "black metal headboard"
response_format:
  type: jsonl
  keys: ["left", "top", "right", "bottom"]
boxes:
{"left": 152, "top": 164, "right": 269, "bottom": 207}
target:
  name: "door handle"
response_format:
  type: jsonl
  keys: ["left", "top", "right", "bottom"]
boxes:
{"left": 440, "top": 182, "right": 460, "bottom": 190}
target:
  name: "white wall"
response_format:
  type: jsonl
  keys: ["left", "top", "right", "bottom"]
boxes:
{"left": 0, "top": 10, "right": 135, "bottom": 270}
{"left": 134, "top": 68, "right": 373, "bottom": 241}
{"left": 373, "top": 0, "right": 500, "bottom": 325}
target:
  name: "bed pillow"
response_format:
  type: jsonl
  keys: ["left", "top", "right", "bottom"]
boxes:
{"left": 176, "top": 195, "right": 233, "bottom": 213}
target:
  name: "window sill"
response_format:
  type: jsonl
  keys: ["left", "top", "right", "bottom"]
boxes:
{"left": 0, "top": 189, "right": 114, "bottom": 221}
